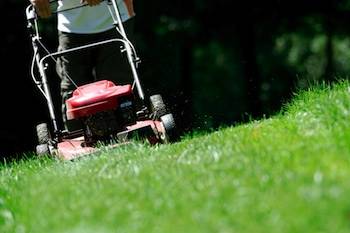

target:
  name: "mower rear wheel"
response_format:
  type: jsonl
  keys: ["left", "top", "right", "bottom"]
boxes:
{"left": 36, "top": 123, "right": 50, "bottom": 144}
{"left": 150, "top": 94, "right": 168, "bottom": 119}
{"left": 36, "top": 144, "right": 50, "bottom": 156}
{"left": 161, "top": 113, "right": 179, "bottom": 143}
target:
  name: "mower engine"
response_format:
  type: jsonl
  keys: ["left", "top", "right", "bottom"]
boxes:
{"left": 66, "top": 80, "right": 136, "bottom": 141}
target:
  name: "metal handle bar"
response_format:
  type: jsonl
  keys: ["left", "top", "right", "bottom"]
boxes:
{"left": 37, "top": 38, "right": 127, "bottom": 96}
{"left": 39, "top": 38, "right": 125, "bottom": 65}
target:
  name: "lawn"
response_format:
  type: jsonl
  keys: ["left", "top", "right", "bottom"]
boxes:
{"left": 1, "top": 81, "right": 350, "bottom": 233}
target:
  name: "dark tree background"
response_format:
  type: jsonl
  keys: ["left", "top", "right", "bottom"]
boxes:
{"left": 1, "top": 0, "right": 350, "bottom": 160}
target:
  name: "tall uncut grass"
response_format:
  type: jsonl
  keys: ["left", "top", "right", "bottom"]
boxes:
{"left": 1, "top": 81, "right": 350, "bottom": 233}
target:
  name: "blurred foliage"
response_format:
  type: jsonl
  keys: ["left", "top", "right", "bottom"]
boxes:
{"left": 133, "top": 0, "right": 350, "bottom": 130}
{"left": 192, "top": 41, "right": 246, "bottom": 128}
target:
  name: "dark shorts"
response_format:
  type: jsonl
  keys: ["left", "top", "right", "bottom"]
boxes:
{"left": 56, "top": 18, "right": 135, "bottom": 129}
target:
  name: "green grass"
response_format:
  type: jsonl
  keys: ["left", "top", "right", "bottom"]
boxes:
{"left": 2, "top": 81, "right": 350, "bottom": 233}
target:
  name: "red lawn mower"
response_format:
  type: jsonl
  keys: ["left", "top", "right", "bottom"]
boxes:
{"left": 26, "top": 0, "right": 179, "bottom": 160}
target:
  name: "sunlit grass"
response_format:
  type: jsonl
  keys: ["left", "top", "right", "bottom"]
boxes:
{"left": 1, "top": 81, "right": 350, "bottom": 233}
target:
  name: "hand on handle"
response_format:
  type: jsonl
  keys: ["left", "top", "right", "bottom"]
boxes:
{"left": 30, "top": 0, "right": 51, "bottom": 18}
{"left": 80, "top": 0, "right": 102, "bottom": 6}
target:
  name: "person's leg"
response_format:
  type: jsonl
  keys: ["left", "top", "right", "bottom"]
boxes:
{"left": 56, "top": 31, "right": 94, "bottom": 131}
{"left": 94, "top": 18, "right": 135, "bottom": 85}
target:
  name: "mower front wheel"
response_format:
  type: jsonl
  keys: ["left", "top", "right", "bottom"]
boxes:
{"left": 160, "top": 113, "right": 179, "bottom": 143}
{"left": 36, "top": 123, "right": 51, "bottom": 144}
{"left": 150, "top": 94, "right": 168, "bottom": 119}
{"left": 36, "top": 144, "right": 50, "bottom": 156}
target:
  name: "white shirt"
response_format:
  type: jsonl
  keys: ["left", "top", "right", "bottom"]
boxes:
{"left": 57, "top": 0, "right": 134, "bottom": 34}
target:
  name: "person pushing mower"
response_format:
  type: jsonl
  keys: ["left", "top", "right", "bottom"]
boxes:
{"left": 27, "top": 0, "right": 179, "bottom": 159}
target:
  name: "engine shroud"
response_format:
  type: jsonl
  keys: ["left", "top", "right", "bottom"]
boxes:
{"left": 66, "top": 80, "right": 136, "bottom": 138}
{"left": 66, "top": 80, "right": 133, "bottom": 120}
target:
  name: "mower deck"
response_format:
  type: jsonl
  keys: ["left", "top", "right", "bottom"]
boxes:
{"left": 54, "top": 120, "right": 165, "bottom": 160}
{"left": 56, "top": 137, "right": 95, "bottom": 160}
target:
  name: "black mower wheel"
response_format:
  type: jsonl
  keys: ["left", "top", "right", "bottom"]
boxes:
{"left": 36, "top": 144, "right": 50, "bottom": 156}
{"left": 161, "top": 113, "right": 179, "bottom": 143}
{"left": 36, "top": 123, "right": 50, "bottom": 144}
{"left": 150, "top": 94, "right": 168, "bottom": 119}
